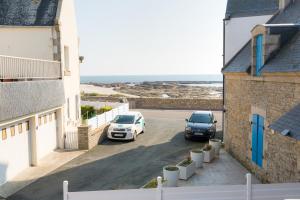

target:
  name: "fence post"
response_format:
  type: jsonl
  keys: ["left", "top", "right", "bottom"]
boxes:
{"left": 246, "top": 173, "right": 252, "bottom": 200}
{"left": 156, "top": 176, "right": 162, "bottom": 200}
{"left": 63, "top": 181, "right": 68, "bottom": 200}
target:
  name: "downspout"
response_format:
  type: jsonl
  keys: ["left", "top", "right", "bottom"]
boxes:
{"left": 222, "top": 15, "right": 230, "bottom": 142}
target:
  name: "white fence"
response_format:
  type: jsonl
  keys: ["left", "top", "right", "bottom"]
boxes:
{"left": 0, "top": 55, "right": 61, "bottom": 79}
{"left": 64, "top": 127, "right": 79, "bottom": 150}
{"left": 63, "top": 174, "right": 300, "bottom": 200}
{"left": 87, "top": 103, "right": 129, "bottom": 129}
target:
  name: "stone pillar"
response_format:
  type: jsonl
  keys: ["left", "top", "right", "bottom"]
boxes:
{"left": 78, "top": 125, "right": 90, "bottom": 150}
{"left": 56, "top": 108, "right": 65, "bottom": 149}
{"left": 29, "top": 115, "right": 38, "bottom": 166}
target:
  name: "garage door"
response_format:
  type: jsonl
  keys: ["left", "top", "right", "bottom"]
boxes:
{"left": 36, "top": 113, "right": 57, "bottom": 160}
{"left": 0, "top": 121, "right": 31, "bottom": 185}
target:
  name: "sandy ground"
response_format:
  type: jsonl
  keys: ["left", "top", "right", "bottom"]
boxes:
{"left": 80, "top": 84, "right": 139, "bottom": 98}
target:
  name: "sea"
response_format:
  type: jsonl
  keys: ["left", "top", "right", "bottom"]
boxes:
{"left": 81, "top": 74, "right": 223, "bottom": 84}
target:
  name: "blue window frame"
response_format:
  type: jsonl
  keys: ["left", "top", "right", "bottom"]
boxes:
{"left": 256, "top": 34, "right": 263, "bottom": 76}
{"left": 252, "top": 114, "right": 264, "bottom": 167}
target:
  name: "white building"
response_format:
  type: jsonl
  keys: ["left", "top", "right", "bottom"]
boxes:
{"left": 0, "top": 0, "right": 81, "bottom": 186}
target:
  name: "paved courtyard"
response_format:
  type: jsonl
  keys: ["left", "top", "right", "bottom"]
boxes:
{"left": 8, "top": 109, "right": 257, "bottom": 200}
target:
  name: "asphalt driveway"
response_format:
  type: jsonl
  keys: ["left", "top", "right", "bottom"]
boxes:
{"left": 9, "top": 110, "right": 222, "bottom": 200}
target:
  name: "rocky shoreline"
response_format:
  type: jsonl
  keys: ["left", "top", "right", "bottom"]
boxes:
{"left": 81, "top": 81, "right": 223, "bottom": 99}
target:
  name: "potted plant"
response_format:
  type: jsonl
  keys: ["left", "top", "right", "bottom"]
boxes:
{"left": 190, "top": 149, "right": 204, "bottom": 168}
{"left": 163, "top": 165, "right": 179, "bottom": 187}
{"left": 203, "top": 144, "right": 214, "bottom": 163}
{"left": 209, "top": 139, "right": 222, "bottom": 157}
{"left": 176, "top": 157, "right": 196, "bottom": 180}
{"left": 143, "top": 177, "right": 166, "bottom": 189}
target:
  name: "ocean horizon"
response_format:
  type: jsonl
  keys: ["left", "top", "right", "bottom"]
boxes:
{"left": 81, "top": 74, "right": 223, "bottom": 84}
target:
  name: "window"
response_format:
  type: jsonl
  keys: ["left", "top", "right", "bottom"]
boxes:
{"left": 10, "top": 126, "right": 15, "bottom": 137}
{"left": 67, "top": 98, "right": 70, "bottom": 119}
{"left": 75, "top": 95, "right": 79, "bottom": 120}
{"left": 44, "top": 115, "right": 47, "bottom": 124}
{"left": 64, "top": 46, "right": 70, "bottom": 71}
{"left": 255, "top": 34, "right": 263, "bottom": 76}
{"left": 2, "top": 128, "right": 7, "bottom": 140}
{"left": 38, "top": 117, "right": 42, "bottom": 126}
{"left": 18, "top": 123, "right": 23, "bottom": 134}
{"left": 26, "top": 121, "right": 29, "bottom": 131}
{"left": 54, "top": 112, "right": 57, "bottom": 120}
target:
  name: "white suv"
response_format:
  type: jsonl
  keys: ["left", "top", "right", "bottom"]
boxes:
{"left": 107, "top": 111, "right": 145, "bottom": 141}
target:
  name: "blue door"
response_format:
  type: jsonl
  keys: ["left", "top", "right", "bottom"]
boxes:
{"left": 256, "top": 34, "right": 263, "bottom": 76}
{"left": 252, "top": 114, "right": 264, "bottom": 167}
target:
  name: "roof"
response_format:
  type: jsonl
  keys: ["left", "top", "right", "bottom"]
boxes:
{"left": 225, "top": 0, "right": 278, "bottom": 18}
{"left": 269, "top": 104, "right": 300, "bottom": 140}
{"left": 0, "top": 0, "right": 59, "bottom": 26}
{"left": 223, "top": 1, "right": 300, "bottom": 73}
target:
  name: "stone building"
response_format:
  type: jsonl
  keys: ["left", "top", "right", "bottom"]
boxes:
{"left": 222, "top": 0, "right": 300, "bottom": 183}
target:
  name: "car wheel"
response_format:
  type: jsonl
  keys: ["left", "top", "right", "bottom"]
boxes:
{"left": 141, "top": 125, "right": 145, "bottom": 133}
{"left": 133, "top": 131, "right": 137, "bottom": 141}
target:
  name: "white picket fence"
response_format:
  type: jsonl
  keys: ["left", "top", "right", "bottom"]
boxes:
{"left": 63, "top": 174, "right": 300, "bottom": 200}
{"left": 87, "top": 103, "right": 129, "bottom": 130}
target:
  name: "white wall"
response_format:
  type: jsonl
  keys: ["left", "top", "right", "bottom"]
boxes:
{"left": 0, "top": 27, "right": 54, "bottom": 60}
{"left": 0, "top": 121, "right": 30, "bottom": 185}
{"left": 225, "top": 15, "right": 273, "bottom": 64}
{"left": 58, "top": 0, "right": 81, "bottom": 128}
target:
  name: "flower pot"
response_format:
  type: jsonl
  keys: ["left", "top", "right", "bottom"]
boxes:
{"left": 203, "top": 149, "right": 214, "bottom": 163}
{"left": 209, "top": 139, "right": 222, "bottom": 157}
{"left": 176, "top": 160, "right": 196, "bottom": 180}
{"left": 163, "top": 166, "right": 179, "bottom": 187}
{"left": 190, "top": 149, "right": 204, "bottom": 168}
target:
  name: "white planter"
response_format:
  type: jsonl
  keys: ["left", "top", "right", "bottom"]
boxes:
{"left": 176, "top": 160, "right": 196, "bottom": 180}
{"left": 163, "top": 166, "right": 179, "bottom": 187}
{"left": 209, "top": 139, "right": 222, "bottom": 157}
{"left": 190, "top": 150, "right": 204, "bottom": 168}
{"left": 203, "top": 149, "right": 214, "bottom": 163}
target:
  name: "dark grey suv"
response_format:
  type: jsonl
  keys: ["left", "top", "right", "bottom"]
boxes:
{"left": 184, "top": 111, "right": 217, "bottom": 140}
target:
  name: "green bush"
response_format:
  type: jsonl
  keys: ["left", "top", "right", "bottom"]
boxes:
{"left": 96, "top": 106, "right": 113, "bottom": 114}
{"left": 81, "top": 105, "right": 96, "bottom": 120}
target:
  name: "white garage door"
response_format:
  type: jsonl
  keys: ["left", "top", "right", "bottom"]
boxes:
{"left": 36, "top": 113, "right": 57, "bottom": 160}
{"left": 0, "top": 121, "right": 31, "bottom": 185}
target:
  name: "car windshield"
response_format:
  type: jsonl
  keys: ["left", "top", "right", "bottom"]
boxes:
{"left": 189, "top": 113, "right": 212, "bottom": 124}
{"left": 113, "top": 115, "right": 135, "bottom": 124}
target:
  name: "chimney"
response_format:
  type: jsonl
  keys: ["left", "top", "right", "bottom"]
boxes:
{"left": 279, "top": 0, "right": 291, "bottom": 10}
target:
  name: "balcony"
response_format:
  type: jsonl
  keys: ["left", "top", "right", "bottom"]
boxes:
{"left": 0, "top": 55, "right": 61, "bottom": 80}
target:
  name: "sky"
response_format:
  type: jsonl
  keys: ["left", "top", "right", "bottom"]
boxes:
{"left": 75, "top": 0, "right": 227, "bottom": 76}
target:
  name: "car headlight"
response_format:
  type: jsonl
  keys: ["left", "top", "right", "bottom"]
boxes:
{"left": 126, "top": 128, "right": 132, "bottom": 132}
{"left": 185, "top": 127, "right": 192, "bottom": 131}
{"left": 108, "top": 125, "right": 113, "bottom": 131}
{"left": 208, "top": 127, "right": 214, "bottom": 132}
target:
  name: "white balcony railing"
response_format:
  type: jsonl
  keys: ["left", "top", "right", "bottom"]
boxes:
{"left": 0, "top": 55, "right": 61, "bottom": 80}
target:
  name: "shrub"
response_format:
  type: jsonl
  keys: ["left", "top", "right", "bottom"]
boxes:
{"left": 96, "top": 106, "right": 113, "bottom": 114}
{"left": 178, "top": 157, "right": 193, "bottom": 167}
{"left": 165, "top": 166, "right": 179, "bottom": 171}
{"left": 143, "top": 178, "right": 166, "bottom": 189}
{"left": 81, "top": 105, "right": 96, "bottom": 120}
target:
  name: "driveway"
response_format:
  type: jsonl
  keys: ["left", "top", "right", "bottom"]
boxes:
{"left": 9, "top": 110, "right": 222, "bottom": 200}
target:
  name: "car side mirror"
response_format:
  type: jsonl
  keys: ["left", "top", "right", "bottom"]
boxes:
{"left": 214, "top": 120, "right": 217, "bottom": 123}
{"left": 136, "top": 121, "right": 141, "bottom": 124}
{"left": 185, "top": 119, "right": 188, "bottom": 122}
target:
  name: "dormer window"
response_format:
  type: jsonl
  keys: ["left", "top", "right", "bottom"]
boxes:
{"left": 255, "top": 34, "right": 263, "bottom": 76}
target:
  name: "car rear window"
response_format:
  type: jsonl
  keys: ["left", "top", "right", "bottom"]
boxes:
{"left": 189, "top": 113, "right": 212, "bottom": 124}
{"left": 113, "top": 115, "right": 135, "bottom": 124}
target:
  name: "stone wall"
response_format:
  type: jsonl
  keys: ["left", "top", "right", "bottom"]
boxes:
{"left": 82, "top": 96, "right": 223, "bottom": 111}
{"left": 78, "top": 124, "right": 108, "bottom": 150}
{"left": 224, "top": 75, "right": 300, "bottom": 183}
